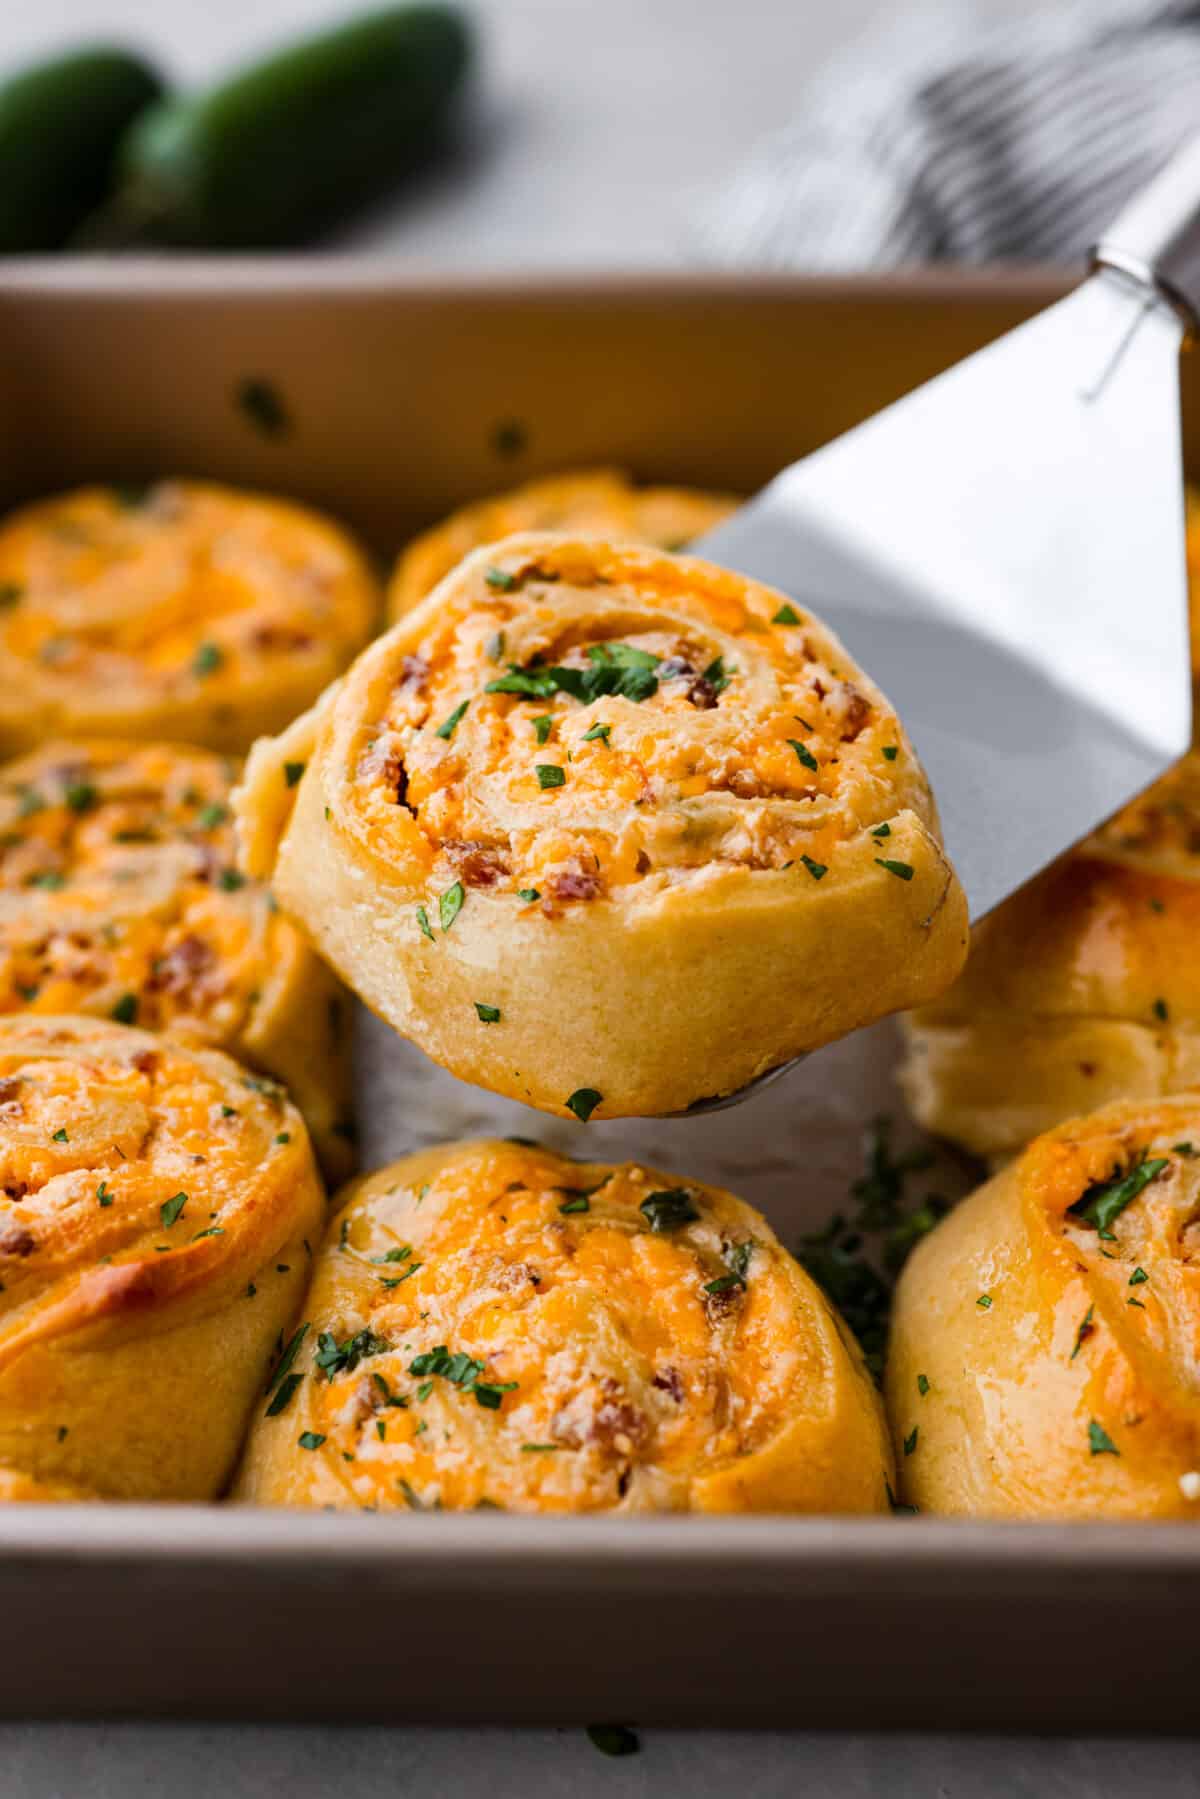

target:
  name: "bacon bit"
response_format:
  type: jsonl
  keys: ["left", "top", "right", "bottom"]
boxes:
{"left": 486, "top": 1257, "right": 542, "bottom": 1293}
{"left": 811, "top": 676, "right": 827, "bottom": 701}
{"left": 0, "top": 1078, "right": 21, "bottom": 1106}
{"left": 658, "top": 656, "right": 696, "bottom": 682}
{"left": 1079, "top": 1062, "right": 1097, "bottom": 1078}
{"left": 250, "top": 625, "right": 314, "bottom": 653}
{"left": 590, "top": 1379, "right": 649, "bottom": 1456}
{"left": 445, "top": 840, "right": 510, "bottom": 887}
{"left": 148, "top": 935, "right": 214, "bottom": 997}
{"left": 385, "top": 757, "right": 410, "bottom": 810}
{"left": 398, "top": 655, "right": 429, "bottom": 695}
{"left": 635, "top": 849, "right": 651, "bottom": 874}
{"left": 2, "top": 1183, "right": 28, "bottom": 1202}
{"left": 545, "top": 868, "right": 602, "bottom": 905}
{"left": 131, "top": 1049, "right": 159, "bottom": 1076}
{"left": 651, "top": 1366, "right": 684, "bottom": 1403}
{"left": 838, "top": 685, "right": 872, "bottom": 742}
{"left": 686, "top": 677, "right": 719, "bottom": 710}
{"left": 704, "top": 1283, "right": 744, "bottom": 1325}
{"left": 0, "top": 1225, "right": 36, "bottom": 1257}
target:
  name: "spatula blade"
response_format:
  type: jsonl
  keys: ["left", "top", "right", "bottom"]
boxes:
{"left": 698, "top": 269, "right": 1193, "bottom": 919}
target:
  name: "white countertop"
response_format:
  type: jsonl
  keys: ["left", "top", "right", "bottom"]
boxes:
{"left": 2, "top": 0, "right": 1191, "bottom": 1790}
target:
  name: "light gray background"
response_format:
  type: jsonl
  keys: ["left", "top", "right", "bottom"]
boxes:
{"left": 3, "top": 0, "right": 1190, "bottom": 1791}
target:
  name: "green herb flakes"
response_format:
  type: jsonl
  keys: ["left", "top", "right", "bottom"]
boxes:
{"left": 800, "top": 854, "right": 827, "bottom": 881}
{"left": 1068, "top": 1152, "right": 1168, "bottom": 1239}
{"left": 160, "top": 1192, "right": 188, "bottom": 1229}
{"left": 475, "top": 1002, "right": 501, "bottom": 1023}
{"left": 315, "top": 1328, "right": 391, "bottom": 1381}
{"left": 416, "top": 905, "right": 435, "bottom": 941}
{"left": 297, "top": 1431, "right": 326, "bottom": 1452}
{"left": 197, "top": 802, "right": 228, "bottom": 829}
{"left": 870, "top": 822, "right": 891, "bottom": 839}
{"left": 217, "top": 868, "right": 246, "bottom": 891}
{"left": 917, "top": 1373, "right": 929, "bottom": 1397}
{"left": 788, "top": 738, "right": 819, "bottom": 773}
{"left": 517, "top": 888, "right": 540, "bottom": 904}
{"left": 976, "top": 1293, "right": 993, "bottom": 1310}
{"left": 558, "top": 1192, "right": 590, "bottom": 1215}
{"left": 1070, "top": 1305, "right": 1095, "bottom": 1360}
{"left": 772, "top": 604, "right": 801, "bottom": 625}
{"left": 64, "top": 782, "right": 97, "bottom": 814}
{"left": 903, "top": 1426, "right": 918, "bottom": 1456}
{"left": 111, "top": 993, "right": 138, "bottom": 1025}
{"left": 640, "top": 1189, "right": 699, "bottom": 1233}
{"left": 284, "top": 761, "right": 306, "bottom": 788}
{"left": 536, "top": 764, "right": 565, "bottom": 790}
{"left": 484, "top": 565, "right": 518, "bottom": 592}
{"left": 51, "top": 1127, "right": 69, "bottom": 1143}
{"left": 192, "top": 641, "right": 223, "bottom": 679}
{"left": 1153, "top": 997, "right": 1169, "bottom": 1022}
{"left": 96, "top": 1181, "right": 114, "bottom": 1207}
{"left": 566, "top": 1087, "right": 602, "bottom": 1122}
{"left": 439, "top": 881, "right": 465, "bottom": 931}
{"left": 436, "top": 700, "right": 470, "bottom": 741}
{"left": 1129, "top": 1267, "right": 1149, "bottom": 1287}
{"left": 265, "top": 1373, "right": 303, "bottom": 1417}
{"left": 876, "top": 858, "right": 914, "bottom": 881}
{"left": 1088, "top": 1420, "right": 1119, "bottom": 1457}
{"left": 882, "top": 745, "right": 899, "bottom": 760}
{"left": 531, "top": 713, "right": 553, "bottom": 745}
{"left": 582, "top": 722, "right": 611, "bottom": 745}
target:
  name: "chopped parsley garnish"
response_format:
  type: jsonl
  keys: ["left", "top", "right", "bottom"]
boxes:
{"left": 517, "top": 888, "right": 540, "bottom": 904}
{"left": 217, "top": 868, "right": 246, "bottom": 891}
{"left": 314, "top": 1328, "right": 391, "bottom": 1381}
{"left": 484, "top": 565, "right": 518, "bottom": 592}
{"left": 799, "top": 855, "right": 827, "bottom": 881}
{"left": 876, "top": 858, "right": 914, "bottom": 881}
{"left": 703, "top": 655, "right": 731, "bottom": 695}
{"left": 640, "top": 1189, "right": 700, "bottom": 1233}
{"left": 52, "top": 1127, "right": 69, "bottom": 1143}
{"left": 436, "top": 700, "right": 470, "bottom": 741}
{"left": 275, "top": 1132, "right": 290, "bottom": 1145}
{"left": 192, "top": 641, "right": 223, "bottom": 679}
{"left": 903, "top": 1426, "right": 918, "bottom": 1456}
{"left": 870, "top": 822, "right": 891, "bottom": 839}
{"left": 398, "top": 1477, "right": 425, "bottom": 1509}
{"left": 96, "top": 1181, "right": 114, "bottom": 1207}
{"left": 27, "top": 871, "right": 65, "bottom": 890}
{"left": 532, "top": 713, "right": 553, "bottom": 745}
{"left": 1173, "top": 1141, "right": 1197, "bottom": 1157}
{"left": 917, "top": 1373, "right": 929, "bottom": 1397}
{"left": 197, "top": 802, "right": 228, "bottom": 828}
{"left": 416, "top": 905, "right": 434, "bottom": 941}
{"left": 705, "top": 1239, "right": 754, "bottom": 1295}
{"left": 111, "top": 993, "right": 138, "bottom": 1025}
{"left": 474, "top": 1002, "right": 501, "bottom": 1023}
{"left": 380, "top": 1264, "right": 422, "bottom": 1289}
{"left": 566, "top": 1087, "right": 601, "bottom": 1122}
{"left": 586, "top": 1725, "right": 639, "bottom": 1759}
{"left": 284, "top": 761, "right": 306, "bottom": 788}
{"left": 488, "top": 643, "right": 661, "bottom": 707}
{"left": 1068, "top": 1151, "right": 1168, "bottom": 1239}
{"left": 265, "top": 1373, "right": 303, "bottom": 1417}
{"left": 558, "top": 1192, "right": 591, "bottom": 1215}
{"left": 1153, "top": 997, "right": 1169, "bottom": 1022}
{"left": 772, "top": 604, "right": 801, "bottom": 625}
{"left": 582, "top": 722, "right": 611, "bottom": 745}
{"left": 522, "top": 1442, "right": 559, "bottom": 1453}
{"left": 160, "top": 1192, "right": 188, "bottom": 1229}
{"left": 1129, "top": 1266, "right": 1149, "bottom": 1287}
{"left": 407, "top": 1344, "right": 517, "bottom": 1409}
{"left": 1088, "top": 1420, "right": 1119, "bottom": 1457}
{"left": 64, "top": 781, "right": 97, "bottom": 814}
{"left": 536, "top": 764, "right": 565, "bottom": 790}
{"left": 882, "top": 745, "right": 899, "bottom": 760}
{"left": 297, "top": 1431, "right": 326, "bottom": 1452}
{"left": 439, "top": 881, "right": 465, "bottom": 931}
{"left": 788, "top": 739, "right": 819, "bottom": 773}
{"left": 1070, "top": 1305, "right": 1095, "bottom": 1360}
{"left": 976, "top": 1293, "right": 992, "bottom": 1310}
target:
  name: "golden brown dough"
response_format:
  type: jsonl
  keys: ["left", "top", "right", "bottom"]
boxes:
{"left": 0, "top": 1016, "right": 325, "bottom": 1499}
{"left": 902, "top": 748, "right": 1200, "bottom": 1161}
{"left": 0, "top": 740, "right": 354, "bottom": 1180}
{"left": 0, "top": 480, "right": 379, "bottom": 755}
{"left": 887, "top": 1095, "right": 1200, "bottom": 1518}
{"left": 235, "top": 1137, "right": 893, "bottom": 1514}
{"left": 386, "top": 468, "right": 738, "bottom": 619}
{"left": 238, "top": 533, "right": 968, "bottom": 1118}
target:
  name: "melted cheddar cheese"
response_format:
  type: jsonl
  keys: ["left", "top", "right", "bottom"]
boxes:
{"left": 386, "top": 468, "right": 738, "bottom": 618}
{"left": 0, "top": 481, "right": 379, "bottom": 754}
{"left": 0, "top": 741, "right": 353, "bottom": 1176}
{"left": 0, "top": 1016, "right": 325, "bottom": 1499}
{"left": 236, "top": 1139, "right": 892, "bottom": 1514}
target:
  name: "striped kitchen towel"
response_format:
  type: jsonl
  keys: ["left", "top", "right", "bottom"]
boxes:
{"left": 697, "top": 0, "right": 1200, "bottom": 268}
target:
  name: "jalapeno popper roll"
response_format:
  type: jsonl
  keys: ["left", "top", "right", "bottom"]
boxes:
{"left": 0, "top": 740, "right": 353, "bottom": 1179}
{"left": 0, "top": 1016, "right": 324, "bottom": 1499}
{"left": 238, "top": 534, "right": 968, "bottom": 1118}
{"left": 0, "top": 480, "right": 380, "bottom": 756}
{"left": 387, "top": 469, "right": 738, "bottom": 620}
{"left": 887, "top": 1097, "right": 1200, "bottom": 1518}
{"left": 236, "top": 1138, "right": 893, "bottom": 1514}
{"left": 902, "top": 748, "right": 1200, "bottom": 1163}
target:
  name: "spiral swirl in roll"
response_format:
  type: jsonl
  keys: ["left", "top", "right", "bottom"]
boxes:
{"left": 239, "top": 534, "right": 968, "bottom": 1117}
{"left": 0, "top": 739, "right": 353, "bottom": 1178}
{"left": 0, "top": 480, "right": 379, "bottom": 755}
{"left": 0, "top": 1016, "right": 324, "bottom": 1499}
{"left": 235, "top": 1137, "right": 892, "bottom": 1514}
{"left": 386, "top": 467, "right": 738, "bottom": 619}
{"left": 887, "top": 1096, "right": 1200, "bottom": 1518}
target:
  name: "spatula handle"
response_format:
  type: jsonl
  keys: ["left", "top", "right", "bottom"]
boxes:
{"left": 1093, "top": 134, "right": 1200, "bottom": 329}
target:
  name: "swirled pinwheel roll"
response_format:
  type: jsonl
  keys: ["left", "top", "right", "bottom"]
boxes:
{"left": 0, "top": 1016, "right": 324, "bottom": 1499}
{"left": 386, "top": 468, "right": 739, "bottom": 620}
{"left": 902, "top": 748, "right": 1200, "bottom": 1162}
{"left": 0, "top": 480, "right": 380, "bottom": 756}
{"left": 0, "top": 740, "right": 354, "bottom": 1180}
{"left": 887, "top": 1097, "right": 1200, "bottom": 1518}
{"left": 238, "top": 534, "right": 968, "bottom": 1118}
{"left": 235, "top": 1138, "right": 892, "bottom": 1514}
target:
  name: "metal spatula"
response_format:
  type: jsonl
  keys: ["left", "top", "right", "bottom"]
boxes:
{"left": 698, "top": 139, "right": 1200, "bottom": 927}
